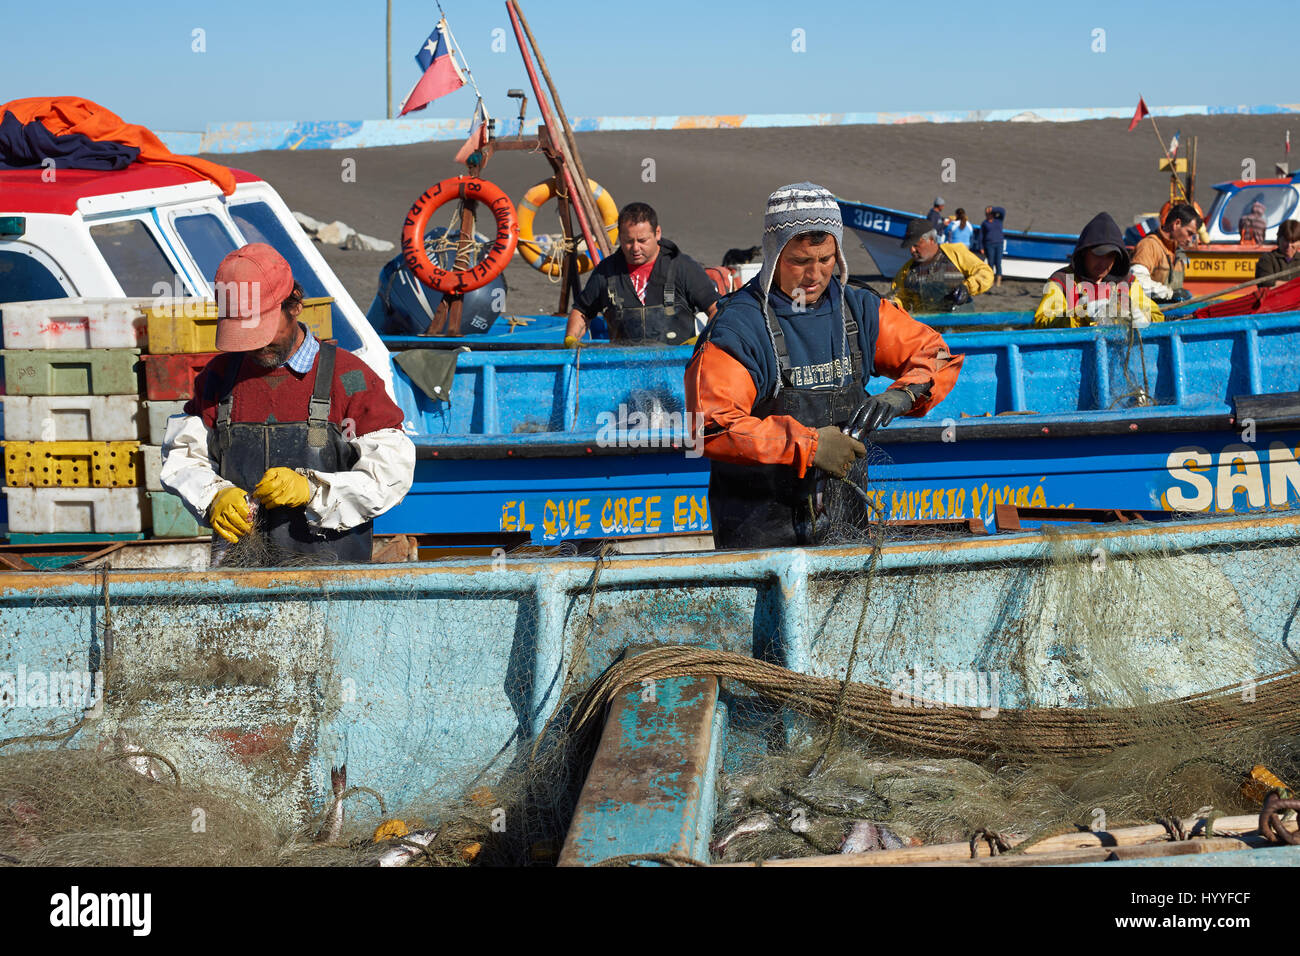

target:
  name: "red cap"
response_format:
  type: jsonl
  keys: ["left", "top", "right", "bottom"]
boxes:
{"left": 213, "top": 243, "right": 294, "bottom": 351}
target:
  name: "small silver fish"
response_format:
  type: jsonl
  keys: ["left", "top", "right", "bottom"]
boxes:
{"left": 373, "top": 829, "right": 439, "bottom": 867}
{"left": 841, "top": 820, "right": 910, "bottom": 854}
{"left": 315, "top": 765, "right": 346, "bottom": 843}
{"left": 710, "top": 812, "right": 776, "bottom": 856}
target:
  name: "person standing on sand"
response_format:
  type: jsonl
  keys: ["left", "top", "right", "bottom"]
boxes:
{"left": 564, "top": 201, "right": 719, "bottom": 346}
{"left": 945, "top": 208, "right": 975, "bottom": 249}
{"left": 1033, "top": 213, "right": 1164, "bottom": 328}
{"left": 685, "top": 183, "right": 963, "bottom": 549}
{"left": 979, "top": 206, "right": 1006, "bottom": 287}
{"left": 891, "top": 219, "right": 994, "bottom": 313}
{"left": 926, "top": 197, "right": 947, "bottom": 238}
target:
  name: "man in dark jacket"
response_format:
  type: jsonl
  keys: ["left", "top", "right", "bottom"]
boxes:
{"left": 979, "top": 205, "right": 1006, "bottom": 286}
{"left": 565, "top": 202, "right": 719, "bottom": 346}
{"left": 1255, "top": 220, "right": 1300, "bottom": 287}
{"left": 1033, "top": 212, "right": 1164, "bottom": 328}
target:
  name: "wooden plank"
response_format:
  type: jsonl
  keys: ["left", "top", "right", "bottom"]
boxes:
{"left": 558, "top": 649, "right": 723, "bottom": 866}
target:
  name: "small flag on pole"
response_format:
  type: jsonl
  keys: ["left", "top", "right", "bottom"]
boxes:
{"left": 1287, "top": 130, "right": 1292, "bottom": 154}
{"left": 1127, "top": 96, "right": 1149, "bottom": 132}
{"left": 454, "top": 99, "right": 491, "bottom": 165}
{"left": 398, "top": 17, "right": 467, "bottom": 116}
{"left": 1168, "top": 130, "right": 1180, "bottom": 158}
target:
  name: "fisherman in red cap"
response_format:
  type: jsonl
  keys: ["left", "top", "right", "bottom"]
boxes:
{"left": 160, "top": 243, "right": 414, "bottom": 564}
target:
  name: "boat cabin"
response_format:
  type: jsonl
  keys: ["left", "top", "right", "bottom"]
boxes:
{"left": 1202, "top": 172, "right": 1300, "bottom": 245}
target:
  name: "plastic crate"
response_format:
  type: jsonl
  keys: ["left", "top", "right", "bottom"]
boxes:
{"left": 145, "top": 399, "right": 188, "bottom": 444}
{"left": 3, "top": 487, "right": 149, "bottom": 533}
{"left": 145, "top": 297, "right": 333, "bottom": 353}
{"left": 141, "top": 444, "right": 162, "bottom": 491}
{"left": 2, "top": 349, "right": 141, "bottom": 396}
{"left": 0, "top": 395, "right": 144, "bottom": 441}
{"left": 3, "top": 441, "right": 142, "bottom": 488}
{"left": 2, "top": 297, "right": 150, "bottom": 349}
{"left": 148, "top": 491, "right": 209, "bottom": 538}
{"left": 143, "top": 351, "right": 217, "bottom": 400}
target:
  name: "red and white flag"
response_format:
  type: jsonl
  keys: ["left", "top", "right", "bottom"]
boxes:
{"left": 1127, "top": 96, "right": 1149, "bottom": 132}
{"left": 399, "top": 17, "right": 467, "bottom": 117}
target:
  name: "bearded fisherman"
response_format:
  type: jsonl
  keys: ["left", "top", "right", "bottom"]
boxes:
{"left": 685, "top": 183, "right": 964, "bottom": 549}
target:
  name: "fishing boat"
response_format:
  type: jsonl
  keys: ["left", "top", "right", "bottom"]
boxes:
{"left": 836, "top": 196, "right": 1075, "bottom": 281}
{"left": 4, "top": 508, "right": 1300, "bottom": 865}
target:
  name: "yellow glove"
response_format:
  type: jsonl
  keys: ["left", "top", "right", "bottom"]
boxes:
{"left": 209, "top": 487, "right": 253, "bottom": 544}
{"left": 253, "top": 467, "right": 312, "bottom": 509}
{"left": 563, "top": 335, "right": 580, "bottom": 349}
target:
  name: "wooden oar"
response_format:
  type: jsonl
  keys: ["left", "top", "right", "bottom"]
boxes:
{"left": 1172, "top": 261, "right": 1300, "bottom": 310}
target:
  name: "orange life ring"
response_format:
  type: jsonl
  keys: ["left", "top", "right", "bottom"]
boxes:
{"left": 401, "top": 176, "right": 519, "bottom": 294}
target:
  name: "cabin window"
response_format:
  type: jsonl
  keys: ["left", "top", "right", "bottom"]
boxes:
{"left": 0, "top": 248, "right": 70, "bottom": 304}
{"left": 173, "top": 213, "right": 238, "bottom": 284}
{"left": 1217, "top": 188, "right": 1298, "bottom": 239}
{"left": 89, "top": 219, "right": 183, "bottom": 297}
{"left": 230, "top": 201, "right": 359, "bottom": 350}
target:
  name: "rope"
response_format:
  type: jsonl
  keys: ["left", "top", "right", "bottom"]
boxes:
{"left": 99, "top": 749, "right": 181, "bottom": 789}
{"left": 566, "top": 646, "right": 1300, "bottom": 761}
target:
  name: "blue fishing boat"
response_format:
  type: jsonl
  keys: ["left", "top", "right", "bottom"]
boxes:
{"left": 836, "top": 196, "right": 1077, "bottom": 281}
{"left": 5, "top": 508, "right": 1300, "bottom": 864}
{"left": 380, "top": 309, "right": 1300, "bottom": 545}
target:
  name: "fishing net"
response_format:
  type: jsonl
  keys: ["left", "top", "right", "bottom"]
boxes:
{"left": 3, "top": 436, "right": 1299, "bottom": 868}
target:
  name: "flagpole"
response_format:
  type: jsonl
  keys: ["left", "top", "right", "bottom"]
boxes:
{"left": 1145, "top": 109, "right": 1189, "bottom": 205}
{"left": 438, "top": 2, "right": 484, "bottom": 102}
{"left": 386, "top": 0, "right": 393, "bottom": 120}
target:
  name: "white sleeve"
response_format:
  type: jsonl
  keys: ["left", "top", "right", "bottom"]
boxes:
{"left": 1130, "top": 264, "right": 1174, "bottom": 300}
{"left": 160, "top": 414, "right": 236, "bottom": 521}
{"left": 301, "top": 427, "right": 416, "bottom": 531}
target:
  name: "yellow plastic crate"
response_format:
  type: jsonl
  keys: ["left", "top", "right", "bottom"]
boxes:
{"left": 145, "top": 297, "right": 333, "bottom": 353}
{"left": 3, "top": 441, "right": 142, "bottom": 488}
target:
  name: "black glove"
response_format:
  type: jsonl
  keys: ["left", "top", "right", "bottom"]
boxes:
{"left": 846, "top": 388, "right": 916, "bottom": 438}
{"left": 1172, "top": 288, "right": 1193, "bottom": 302}
{"left": 945, "top": 284, "right": 972, "bottom": 306}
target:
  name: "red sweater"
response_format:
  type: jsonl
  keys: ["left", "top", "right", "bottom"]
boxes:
{"left": 184, "top": 348, "right": 403, "bottom": 436}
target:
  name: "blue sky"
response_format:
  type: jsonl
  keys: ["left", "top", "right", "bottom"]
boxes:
{"left": 4, "top": 0, "right": 1286, "bottom": 130}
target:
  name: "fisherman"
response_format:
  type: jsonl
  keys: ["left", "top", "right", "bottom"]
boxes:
{"left": 564, "top": 202, "right": 719, "bottom": 346}
{"left": 1034, "top": 212, "right": 1165, "bottom": 328}
{"left": 685, "top": 183, "right": 964, "bottom": 550}
{"left": 1255, "top": 220, "right": 1300, "bottom": 287}
{"left": 1130, "top": 202, "right": 1199, "bottom": 303}
{"left": 978, "top": 206, "right": 1006, "bottom": 287}
{"left": 1238, "top": 198, "right": 1269, "bottom": 245}
{"left": 926, "top": 197, "right": 947, "bottom": 237}
{"left": 890, "top": 219, "right": 994, "bottom": 314}
{"left": 161, "top": 243, "right": 415, "bottom": 564}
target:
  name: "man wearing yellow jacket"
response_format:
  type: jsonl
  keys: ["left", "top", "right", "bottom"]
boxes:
{"left": 1033, "top": 212, "right": 1165, "bottom": 328}
{"left": 891, "top": 218, "right": 994, "bottom": 313}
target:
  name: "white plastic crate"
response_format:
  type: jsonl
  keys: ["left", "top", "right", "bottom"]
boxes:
{"left": 142, "top": 444, "right": 163, "bottom": 491}
{"left": 3, "top": 487, "right": 149, "bottom": 533}
{"left": 0, "top": 395, "right": 144, "bottom": 441}
{"left": 144, "top": 400, "right": 188, "bottom": 444}
{"left": 1, "top": 298, "right": 151, "bottom": 350}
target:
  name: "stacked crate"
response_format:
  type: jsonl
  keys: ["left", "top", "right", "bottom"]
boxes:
{"left": 2, "top": 297, "right": 334, "bottom": 545}
{"left": 1, "top": 299, "right": 152, "bottom": 542}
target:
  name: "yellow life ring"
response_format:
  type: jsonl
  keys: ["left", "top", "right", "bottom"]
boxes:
{"left": 517, "top": 177, "right": 618, "bottom": 276}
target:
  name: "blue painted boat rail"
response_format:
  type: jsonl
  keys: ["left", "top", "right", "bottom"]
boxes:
{"left": 389, "top": 310, "right": 1300, "bottom": 452}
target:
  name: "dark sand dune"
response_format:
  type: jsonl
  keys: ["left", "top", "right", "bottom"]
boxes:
{"left": 208, "top": 114, "right": 1293, "bottom": 316}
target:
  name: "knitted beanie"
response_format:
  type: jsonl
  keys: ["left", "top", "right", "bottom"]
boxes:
{"left": 758, "top": 182, "right": 850, "bottom": 396}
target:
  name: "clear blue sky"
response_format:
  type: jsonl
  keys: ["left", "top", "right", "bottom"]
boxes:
{"left": 4, "top": 0, "right": 1285, "bottom": 131}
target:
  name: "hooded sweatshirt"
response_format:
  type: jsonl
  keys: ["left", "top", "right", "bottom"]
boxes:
{"left": 1034, "top": 212, "right": 1164, "bottom": 327}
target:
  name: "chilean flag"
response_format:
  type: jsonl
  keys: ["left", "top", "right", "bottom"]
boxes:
{"left": 399, "top": 18, "right": 466, "bottom": 116}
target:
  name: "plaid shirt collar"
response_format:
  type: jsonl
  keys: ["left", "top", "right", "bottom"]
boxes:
{"left": 284, "top": 323, "right": 319, "bottom": 374}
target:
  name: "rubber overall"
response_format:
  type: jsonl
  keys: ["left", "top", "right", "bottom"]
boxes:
{"left": 212, "top": 342, "right": 372, "bottom": 564}
{"left": 604, "top": 257, "right": 697, "bottom": 344}
{"left": 904, "top": 251, "right": 969, "bottom": 312}
{"left": 709, "top": 290, "right": 880, "bottom": 549}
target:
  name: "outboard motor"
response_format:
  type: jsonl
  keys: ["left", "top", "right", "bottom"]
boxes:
{"left": 365, "top": 227, "right": 508, "bottom": 336}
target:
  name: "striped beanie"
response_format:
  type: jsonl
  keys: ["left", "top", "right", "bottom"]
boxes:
{"left": 758, "top": 182, "right": 850, "bottom": 394}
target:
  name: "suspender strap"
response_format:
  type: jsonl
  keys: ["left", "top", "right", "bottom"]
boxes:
{"left": 662, "top": 256, "right": 676, "bottom": 312}
{"left": 843, "top": 312, "right": 864, "bottom": 382}
{"left": 307, "top": 343, "right": 336, "bottom": 448}
{"left": 214, "top": 355, "right": 244, "bottom": 455}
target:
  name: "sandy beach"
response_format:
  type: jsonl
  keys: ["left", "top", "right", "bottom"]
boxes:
{"left": 207, "top": 113, "right": 1294, "bottom": 317}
